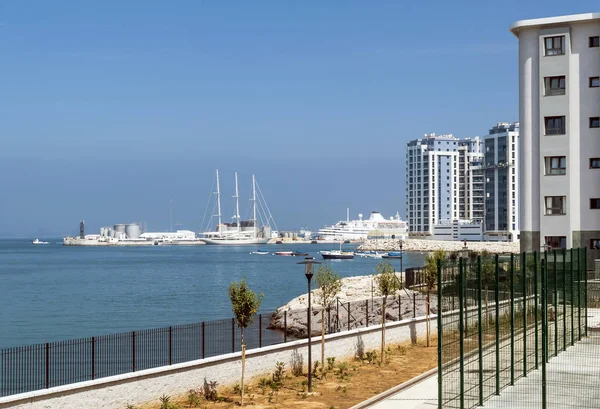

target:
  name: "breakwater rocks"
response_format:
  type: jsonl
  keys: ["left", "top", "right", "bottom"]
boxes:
{"left": 357, "top": 238, "right": 520, "bottom": 254}
{"left": 270, "top": 273, "right": 437, "bottom": 338}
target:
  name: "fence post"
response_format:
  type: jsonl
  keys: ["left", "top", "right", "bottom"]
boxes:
{"left": 201, "top": 322, "right": 205, "bottom": 359}
{"left": 510, "top": 253, "right": 515, "bottom": 385}
{"left": 437, "top": 258, "right": 442, "bottom": 409}
{"left": 45, "top": 342, "right": 50, "bottom": 389}
{"left": 533, "top": 251, "right": 538, "bottom": 370}
{"left": 584, "top": 247, "right": 588, "bottom": 337}
{"left": 91, "top": 337, "right": 95, "bottom": 380}
{"left": 232, "top": 318, "right": 235, "bottom": 353}
{"left": 327, "top": 306, "right": 331, "bottom": 333}
{"left": 259, "top": 314, "right": 263, "bottom": 348}
{"left": 522, "top": 250, "right": 527, "bottom": 377}
{"left": 577, "top": 249, "right": 581, "bottom": 341}
{"left": 553, "top": 249, "right": 558, "bottom": 358}
{"left": 495, "top": 254, "right": 500, "bottom": 395}
{"left": 284, "top": 312, "right": 287, "bottom": 343}
{"left": 458, "top": 258, "right": 465, "bottom": 409}
{"left": 570, "top": 248, "right": 574, "bottom": 346}
{"left": 399, "top": 294, "right": 402, "bottom": 320}
{"left": 347, "top": 302, "right": 351, "bottom": 331}
{"left": 562, "top": 248, "right": 566, "bottom": 352}
{"left": 477, "top": 255, "right": 483, "bottom": 406}
{"left": 132, "top": 331, "right": 136, "bottom": 372}
{"left": 413, "top": 293, "right": 416, "bottom": 318}
{"left": 366, "top": 300, "right": 369, "bottom": 327}
{"left": 169, "top": 326, "right": 173, "bottom": 365}
{"left": 541, "top": 258, "right": 547, "bottom": 409}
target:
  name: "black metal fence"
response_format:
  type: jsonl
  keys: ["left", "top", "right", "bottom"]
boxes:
{"left": 1, "top": 278, "right": 429, "bottom": 398}
{"left": 437, "top": 248, "right": 589, "bottom": 409}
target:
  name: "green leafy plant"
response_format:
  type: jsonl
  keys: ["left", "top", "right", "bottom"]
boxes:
{"left": 374, "top": 261, "right": 401, "bottom": 363}
{"left": 202, "top": 378, "right": 218, "bottom": 402}
{"left": 187, "top": 389, "right": 201, "bottom": 407}
{"left": 159, "top": 394, "right": 171, "bottom": 409}
{"left": 125, "top": 404, "right": 137, "bottom": 409}
{"left": 365, "top": 351, "right": 377, "bottom": 364}
{"left": 258, "top": 377, "right": 270, "bottom": 394}
{"left": 316, "top": 264, "right": 342, "bottom": 372}
{"left": 229, "top": 278, "right": 263, "bottom": 406}
{"left": 336, "top": 362, "right": 350, "bottom": 381}
{"left": 326, "top": 357, "right": 336, "bottom": 371}
{"left": 272, "top": 361, "right": 285, "bottom": 387}
{"left": 290, "top": 349, "right": 304, "bottom": 377}
{"left": 313, "top": 360, "right": 320, "bottom": 375}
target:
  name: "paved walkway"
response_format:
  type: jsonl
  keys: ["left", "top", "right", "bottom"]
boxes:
{"left": 368, "top": 373, "right": 437, "bottom": 409}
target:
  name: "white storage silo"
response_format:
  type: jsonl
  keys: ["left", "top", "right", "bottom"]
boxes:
{"left": 125, "top": 224, "right": 141, "bottom": 239}
{"left": 114, "top": 224, "right": 126, "bottom": 235}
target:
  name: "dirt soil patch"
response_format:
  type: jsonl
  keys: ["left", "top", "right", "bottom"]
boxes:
{"left": 137, "top": 337, "right": 438, "bottom": 409}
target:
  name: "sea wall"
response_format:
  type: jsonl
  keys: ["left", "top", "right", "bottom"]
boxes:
{"left": 358, "top": 238, "right": 520, "bottom": 254}
{"left": 0, "top": 316, "right": 436, "bottom": 409}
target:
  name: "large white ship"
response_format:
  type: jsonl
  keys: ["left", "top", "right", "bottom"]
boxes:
{"left": 200, "top": 170, "right": 276, "bottom": 245}
{"left": 317, "top": 210, "right": 408, "bottom": 242}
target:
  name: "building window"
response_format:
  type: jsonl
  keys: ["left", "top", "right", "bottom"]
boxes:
{"left": 591, "top": 239, "right": 600, "bottom": 250}
{"left": 545, "top": 236, "right": 566, "bottom": 249}
{"left": 590, "top": 36, "right": 600, "bottom": 48}
{"left": 591, "top": 117, "right": 600, "bottom": 128}
{"left": 591, "top": 158, "right": 600, "bottom": 169}
{"left": 544, "top": 156, "right": 566, "bottom": 175}
{"left": 544, "top": 76, "right": 566, "bottom": 96}
{"left": 591, "top": 77, "right": 600, "bottom": 88}
{"left": 544, "top": 36, "right": 565, "bottom": 56}
{"left": 544, "top": 116, "right": 565, "bottom": 135}
{"left": 591, "top": 198, "right": 600, "bottom": 209}
{"left": 545, "top": 196, "right": 566, "bottom": 215}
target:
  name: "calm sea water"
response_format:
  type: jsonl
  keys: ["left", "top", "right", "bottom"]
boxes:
{"left": 0, "top": 239, "right": 425, "bottom": 349}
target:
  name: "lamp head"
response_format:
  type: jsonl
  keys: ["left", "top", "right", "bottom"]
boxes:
{"left": 297, "top": 257, "right": 321, "bottom": 280}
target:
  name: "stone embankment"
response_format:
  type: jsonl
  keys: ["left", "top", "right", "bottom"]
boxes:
{"left": 270, "top": 273, "right": 436, "bottom": 338}
{"left": 358, "top": 238, "right": 520, "bottom": 254}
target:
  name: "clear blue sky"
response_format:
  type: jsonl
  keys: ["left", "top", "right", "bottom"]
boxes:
{"left": 0, "top": 1, "right": 596, "bottom": 237}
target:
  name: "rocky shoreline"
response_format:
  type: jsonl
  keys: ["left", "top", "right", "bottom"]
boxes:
{"left": 269, "top": 273, "right": 436, "bottom": 338}
{"left": 357, "top": 238, "right": 520, "bottom": 254}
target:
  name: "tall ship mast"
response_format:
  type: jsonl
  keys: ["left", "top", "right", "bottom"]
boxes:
{"left": 200, "top": 170, "right": 276, "bottom": 245}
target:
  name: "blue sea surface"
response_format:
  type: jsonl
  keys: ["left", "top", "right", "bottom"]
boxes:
{"left": 0, "top": 239, "right": 425, "bottom": 349}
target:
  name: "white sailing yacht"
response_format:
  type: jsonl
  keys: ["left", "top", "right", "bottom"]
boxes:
{"left": 200, "top": 170, "right": 274, "bottom": 245}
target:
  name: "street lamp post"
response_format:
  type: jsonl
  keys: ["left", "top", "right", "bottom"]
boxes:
{"left": 297, "top": 257, "right": 321, "bottom": 392}
{"left": 399, "top": 239, "right": 404, "bottom": 287}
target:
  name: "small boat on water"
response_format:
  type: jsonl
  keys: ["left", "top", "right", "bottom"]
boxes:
{"left": 356, "top": 251, "right": 385, "bottom": 259}
{"left": 275, "top": 251, "right": 294, "bottom": 256}
{"left": 320, "top": 250, "right": 354, "bottom": 260}
{"left": 292, "top": 251, "right": 309, "bottom": 257}
{"left": 32, "top": 238, "right": 49, "bottom": 245}
{"left": 250, "top": 249, "right": 270, "bottom": 255}
{"left": 382, "top": 251, "right": 403, "bottom": 259}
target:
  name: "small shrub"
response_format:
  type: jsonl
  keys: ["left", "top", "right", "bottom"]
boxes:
{"left": 125, "top": 404, "right": 137, "bottom": 409}
{"left": 202, "top": 378, "right": 218, "bottom": 402}
{"left": 187, "top": 389, "right": 201, "bottom": 407}
{"left": 337, "top": 362, "right": 350, "bottom": 380}
{"left": 272, "top": 361, "right": 285, "bottom": 386}
{"left": 159, "top": 394, "right": 170, "bottom": 409}
{"left": 313, "top": 360, "right": 320, "bottom": 375}
{"left": 258, "top": 377, "right": 270, "bottom": 394}
{"left": 365, "top": 351, "right": 377, "bottom": 364}
{"left": 397, "top": 345, "right": 407, "bottom": 355}
{"left": 290, "top": 350, "right": 304, "bottom": 377}
{"left": 326, "top": 357, "right": 336, "bottom": 371}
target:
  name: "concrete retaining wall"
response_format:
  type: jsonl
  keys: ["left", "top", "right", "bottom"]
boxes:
{"left": 0, "top": 316, "right": 435, "bottom": 409}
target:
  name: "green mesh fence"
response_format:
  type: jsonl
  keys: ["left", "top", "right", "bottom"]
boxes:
{"left": 438, "top": 248, "right": 589, "bottom": 409}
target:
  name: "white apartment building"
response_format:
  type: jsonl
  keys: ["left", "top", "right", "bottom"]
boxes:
{"left": 406, "top": 134, "right": 484, "bottom": 238}
{"left": 482, "top": 122, "right": 520, "bottom": 242}
{"left": 510, "top": 13, "right": 600, "bottom": 268}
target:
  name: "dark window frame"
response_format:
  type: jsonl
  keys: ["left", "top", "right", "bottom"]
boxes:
{"left": 545, "top": 156, "right": 567, "bottom": 175}
{"left": 591, "top": 239, "right": 600, "bottom": 250}
{"left": 544, "top": 36, "right": 565, "bottom": 56}
{"left": 590, "top": 36, "right": 600, "bottom": 48}
{"left": 545, "top": 236, "right": 567, "bottom": 249}
{"left": 590, "top": 117, "right": 600, "bottom": 128}
{"left": 544, "top": 196, "right": 566, "bottom": 215}
{"left": 591, "top": 77, "right": 600, "bottom": 88}
{"left": 591, "top": 158, "right": 600, "bottom": 169}
{"left": 591, "top": 198, "right": 600, "bottom": 209}
{"left": 544, "top": 75, "right": 566, "bottom": 96}
{"left": 544, "top": 116, "right": 566, "bottom": 135}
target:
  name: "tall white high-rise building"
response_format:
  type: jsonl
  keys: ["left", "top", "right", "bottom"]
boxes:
{"left": 510, "top": 13, "right": 600, "bottom": 268}
{"left": 482, "top": 122, "right": 520, "bottom": 242}
{"left": 406, "top": 134, "right": 484, "bottom": 236}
